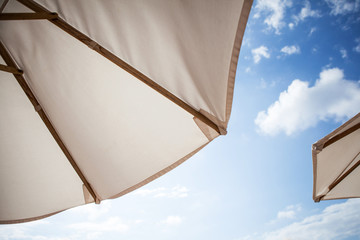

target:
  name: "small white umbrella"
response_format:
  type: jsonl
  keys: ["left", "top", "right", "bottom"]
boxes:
{"left": 0, "top": 0, "right": 253, "bottom": 223}
{"left": 312, "top": 112, "right": 360, "bottom": 202}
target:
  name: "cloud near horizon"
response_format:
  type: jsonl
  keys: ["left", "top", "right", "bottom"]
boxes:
{"left": 240, "top": 199, "right": 360, "bottom": 240}
{"left": 255, "top": 67, "right": 360, "bottom": 136}
{"left": 68, "top": 217, "right": 129, "bottom": 233}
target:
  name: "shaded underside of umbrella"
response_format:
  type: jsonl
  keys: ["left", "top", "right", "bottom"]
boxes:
{"left": 312, "top": 112, "right": 360, "bottom": 202}
{"left": 0, "top": 0, "right": 253, "bottom": 223}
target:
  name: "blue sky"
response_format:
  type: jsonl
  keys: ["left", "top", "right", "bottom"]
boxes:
{"left": 1, "top": 0, "right": 360, "bottom": 239}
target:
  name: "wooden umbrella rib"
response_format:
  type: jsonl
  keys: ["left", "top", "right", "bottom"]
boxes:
{"left": 15, "top": 0, "right": 223, "bottom": 135}
{"left": 328, "top": 151, "right": 360, "bottom": 193}
{"left": 0, "top": 64, "right": 23, "bottom": 74}
{"left": 0, "top": 12, "right": 58, "bottom": 20}
{"left": 0, "top": 41, "right": 99, "bottom": 204}
{"left": 323, "top": 122, "right": 360, "bottom": 149}
{"left": 0, "top": 0, "right": 9, "bottom": 13}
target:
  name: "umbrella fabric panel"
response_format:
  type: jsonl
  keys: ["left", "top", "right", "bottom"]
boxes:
{"left": 0, "top": 3, "right": 212, "bottom": 202}
{"left": 313, "top": 113, "right": 360, "bottom": 201}
{"left": 315, "top": 127, "right": 360, "bottom": 199}
{"left": 0, "top": 0, "right": 252, "bottom": 223}
{"left": 36, "top": 0, "right": 245, "bottom": 124}
{"left": 0, "top": 67, "right": 86, "bottom": 223}
{"left": 322, "top": 153, "right": 360, "bottom": 200}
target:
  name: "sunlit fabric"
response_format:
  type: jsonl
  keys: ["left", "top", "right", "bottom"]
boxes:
{"left": 313, "top": 112, "right": 360, "bottom": 202}
{"left": 0, "top": 0, "right": 252, "bottom": 223}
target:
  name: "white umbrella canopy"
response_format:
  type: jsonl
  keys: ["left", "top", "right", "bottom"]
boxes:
{"left": 312, "top": 112, "right": 360, "bottom": 202}
{"left": 0, "top": 0, "right": 252, "bottom": 223}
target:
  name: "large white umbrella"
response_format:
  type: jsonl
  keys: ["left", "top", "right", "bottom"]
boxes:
{"left": 312, "top": 112, "right": 360, "bottom": 202}
{"left": 0, "top": 0, "right": 253, "bottom": 223}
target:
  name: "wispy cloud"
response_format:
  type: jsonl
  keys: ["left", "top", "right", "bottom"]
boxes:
{"left": 255, "top": 67, "right": 360, "bottom": 136}
{"left": 277, "top": 209, "right": 296, "bottom": 219}
{"left": 293, "top": 1, "right": 321, "bottom": 24}
{"left": 288, "top": 1, "right": 320, "bottom": 29}
{"left": 277, "top": 204, "right": 302, "bottom": 220}
{"left": 309, "top": 27, "right": 317, "bottom": 36}
{"left": 240, "top": 200, "right": 360, "bottom": 240}
{"left": 268, "top": 205, "right": 302, "bottom": 225}
{"left": 68, "top": 217, "right": 129, "bottom": 233}
{"left": 0, "top": 213, "right": 140, "bottom": 240}
{"left": 252, "top": 46, "right": 270, "bottom": 63}
{"left": 259, "top": 78, "right": 276, "bottom": 89}
{"left": 254, "top": 0, "right": 292, "bottom": 34}
{"left": 325, "top": 0, "right": 360, "bottom": 15}
{"left": 281, "top": 45, "right": 301, "bottom": 55}
{"left": 354, "top": 38, "right": 360, "bottom": 53}
{"left": 0, "top": 220, "right": 59, "bottom": 240}
{"left": 132, "top": 185, "right": 189, "bottom": 198}
{"left": 161, "top": 216, "right": 183, "bottom": 226}
{"left": 340, "top": 48, "right": 348, "bottom": 58}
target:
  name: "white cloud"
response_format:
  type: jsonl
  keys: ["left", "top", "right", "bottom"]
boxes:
{"left": 325, "top": 0, "right": 360, "bottom": 15}
{"left": 0, "top": 220, "right": 68, "bottom": 240}
{"left": 281, "top": 45, "right": 301, "bottom": 55}
{"left": 155, "top": 186, "right": 189, "bottom": 198}
{"left": 354, "top": 38, "right": 360, "bottom": 53}
{"left": 268, "top": 205, "right": 302, "bottom": 225}
{"left": 161, "top": 216, "right": 183, "bottom": 226}
{"left": 255, "top": 0, "right": 292, "bottom": 34}
{"left": 277, "top": 209, "right": 296, "bottom": 219}
{"left": 240, "top": 200, "right": 360, "bottom": 240}
{"left": 0, "top": 217, "right": 131, "bottom": 240}
{"left": 276, "top": 205, "right": 302, "bottom": 220}
{"left": 288, "top": 1, "right": 320, "bottom": 29}
{"left": 245, "top": 67, "right": 251, "bottom": 73}
{"left": 68, "top": 217, "right": 129, "bottom": 233}
{"left": 293, "top": 1, "right": 321, "bottom": 24}
{"left": 340, "top": 48, "right": 348, "bottom": 58}
{"left": 309, "top": 27, "right": 317, "bottom": 36}
{"left": 252, "top": 46, "right": 270, "bottom": 63}
{"left": 0, "top": 212, "right": 132, "bottom": 240}
{"left": 255, "top": 68, "right": 360, "bottom": 136}
{"left": 266, "top": 200, "right": 360, "bottom": 240}
{"left": 133, "top": 185, "right": 189, "bottom": 198}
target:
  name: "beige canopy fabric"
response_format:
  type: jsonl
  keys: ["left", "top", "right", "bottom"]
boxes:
{"left": 0, "top": 0, "right": 252, "bottom": 223}
{"left": 312, "top": 112, "right": 360, "bottom": 202}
